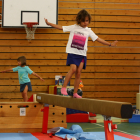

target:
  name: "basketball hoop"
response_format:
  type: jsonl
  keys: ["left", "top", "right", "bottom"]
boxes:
{"left": 23, "top": 22, "right": 38, "bottom": 41}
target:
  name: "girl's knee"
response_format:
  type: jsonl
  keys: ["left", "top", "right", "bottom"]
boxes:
{"left": 76, "top": 71, "right": 81, "bottom": 78}
{"left": 71, "top": 67, "right": 76, "bottom": 73}
{"left": 22, "top": 91, "right": 27, "bottom": 96}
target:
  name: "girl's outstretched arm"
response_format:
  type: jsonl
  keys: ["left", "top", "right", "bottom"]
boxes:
{"left": 44, "top": 18, "right": 63, "bottom": 30}
{"left": 32, "top": 72, "right": 44, "bottom": 81}
{"left": 96, "top": 37, "right": 118, "bottom": 47}
{"left": 1, "top": 68, "right": 13, "bottom": 73}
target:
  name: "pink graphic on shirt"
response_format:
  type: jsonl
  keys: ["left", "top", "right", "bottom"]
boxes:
{"left": 71, "top": 33, "right": 86, "bottom": 50}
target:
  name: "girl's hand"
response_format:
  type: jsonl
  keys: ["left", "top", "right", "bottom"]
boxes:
{"left": 44, "top": 18, "right": 50, "bottom": 25}
{"left": 110, "top": 40, "right": 118, "bottom": 47}
{"left": 44, "top": 18, "right": 63, "bottom": 30}
{"left": 40, "top": 78, "right": 45, "bottom": 81}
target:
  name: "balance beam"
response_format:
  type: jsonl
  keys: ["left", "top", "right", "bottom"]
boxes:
{"left": 36, "top": 93, "right": 133, "bottom": 119}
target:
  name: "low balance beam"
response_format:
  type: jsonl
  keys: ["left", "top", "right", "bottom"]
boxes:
{"left": 36, "top": 93, "right": 133, "bottom": 118}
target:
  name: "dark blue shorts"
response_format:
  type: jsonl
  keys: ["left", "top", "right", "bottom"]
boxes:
{"left": 20, "top": 82, "right": 32, "bottom": 92}
{"left": 66, "top": 53, "right": 87, "bottom": 69}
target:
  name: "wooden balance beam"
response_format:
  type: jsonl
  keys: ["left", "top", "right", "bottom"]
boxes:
{"left": 36, "top": 93, "right": 133, "bottom": 119}
{"left": 36, "top": 93, "right": 133, "bottom": 118}
{"left": 36, "top": 93, "right": 133, "bottom": 140}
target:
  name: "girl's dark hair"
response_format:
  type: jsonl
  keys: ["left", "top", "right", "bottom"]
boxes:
{"left": 17, "top": 56, "right": 26, "bottom": 66}
{"left": 76, "top": 9, "right": 91, "bottom": 24}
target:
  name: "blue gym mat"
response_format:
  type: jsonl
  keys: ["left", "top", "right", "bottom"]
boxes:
{"left": 0, "top": 133, "right": 38, "bottom": 140}
{"left": 54, "top": 125, "right": 132, "bottom": 140}
{"left": 0, "top": 125, "right": 133, "bottom": 140}
{"left": 56, "top": 131, "right": 132, "bottom": 140}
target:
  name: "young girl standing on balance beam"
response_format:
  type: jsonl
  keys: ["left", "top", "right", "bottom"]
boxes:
{"left": 44, "top": 9, "right": 118, "bottom": 98}
{"left": 1, "top": 56, "right": 44, "bottom": 102}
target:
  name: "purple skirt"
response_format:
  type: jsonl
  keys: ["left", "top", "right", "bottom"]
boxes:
{"left": 66, "top": 53, "right": 87, "bottom": 69}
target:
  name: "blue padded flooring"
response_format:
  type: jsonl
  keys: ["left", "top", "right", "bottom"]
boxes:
{"left": 0, "top": 133, "right": 38, "bottom": 140}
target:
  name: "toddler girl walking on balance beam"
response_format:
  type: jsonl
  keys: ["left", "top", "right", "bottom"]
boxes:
{"left": 1, "top": 56, "right": 44, "bottom": 102}
{"left": 44, "top": 9, "right": 118, "bottom": 98}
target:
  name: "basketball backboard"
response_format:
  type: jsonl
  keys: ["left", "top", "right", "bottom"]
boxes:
{"left": 2, "top": 0, "right": 58, "bottom": 28}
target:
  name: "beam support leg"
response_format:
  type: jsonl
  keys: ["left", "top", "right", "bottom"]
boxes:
{"left": 41, "top": 104, "right": 49, "bottom": 134}
{"left": 103, "top": 116, "right": 117, "bottom": 140}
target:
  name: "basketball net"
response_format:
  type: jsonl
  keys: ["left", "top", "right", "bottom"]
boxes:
{"left": 24, "top": 25, "right": 37, "bottom": 41}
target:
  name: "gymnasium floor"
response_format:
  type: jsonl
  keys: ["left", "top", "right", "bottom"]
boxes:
{"left": 67, "top": 122, "right": 140, "bottom": 137}
{"left": 0, "top": 122, "right": 140, "bottom": 140}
